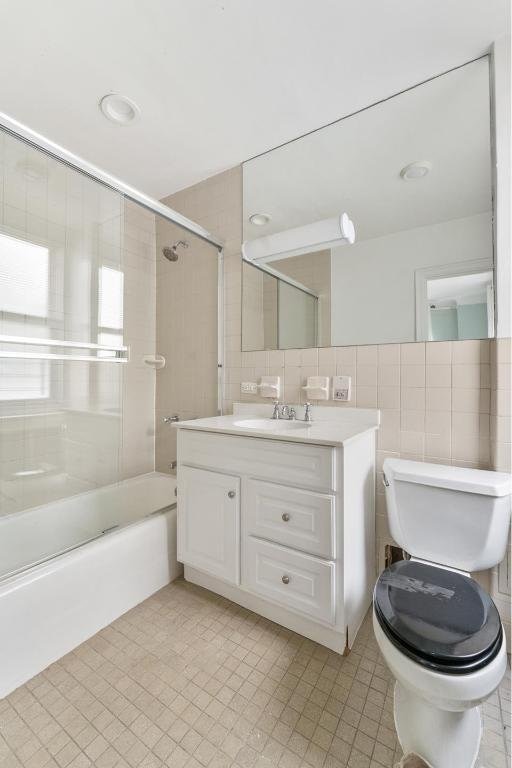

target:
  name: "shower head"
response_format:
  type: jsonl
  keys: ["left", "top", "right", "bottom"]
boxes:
{"left": 162, "top": 240, "right": 189, "bottom": 262}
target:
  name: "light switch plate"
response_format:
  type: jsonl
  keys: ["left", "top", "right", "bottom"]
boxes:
{"left": 333, "top": 375, "right": 352, "bottom": 401}
{"left": 241, "top": 381, "right": 258, "bottom": 394}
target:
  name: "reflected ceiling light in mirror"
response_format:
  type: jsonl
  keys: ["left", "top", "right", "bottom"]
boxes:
{"left": 249, "top": 213, "right": 271, "bottom": 226}
{"left": 99, "top": 93, "right": 140, "bottom": 125}
{"left": 400, "top": 160, "right": 432, "bottom": 180}
{"left": 242, "top": 212, "right": 355, "bottom": 264}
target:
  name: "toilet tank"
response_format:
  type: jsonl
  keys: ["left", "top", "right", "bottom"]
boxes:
{"left": 382, "top": 458, "right": 511, "bottom": 572}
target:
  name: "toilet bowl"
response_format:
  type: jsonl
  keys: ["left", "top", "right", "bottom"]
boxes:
{"left": 375, "top": 458, "right": 511, "bottom": 768}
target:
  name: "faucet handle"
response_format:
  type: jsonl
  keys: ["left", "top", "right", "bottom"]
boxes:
{"left": 271, "top": 400, "right": 281, "bottom": 420}
{"left": 303, "top": 402, "right": 313, "bottom": 422}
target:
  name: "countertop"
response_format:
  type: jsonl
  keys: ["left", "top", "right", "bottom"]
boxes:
{"left": 174, "top": 406, "right": 379, "bottom": 447}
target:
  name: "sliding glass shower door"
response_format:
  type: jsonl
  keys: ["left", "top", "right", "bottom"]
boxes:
{"left": 0, "top": 124, "right": 221, "bottom": 579}
{"left": 0, "top": 128, "right": 130, "bottom": 575}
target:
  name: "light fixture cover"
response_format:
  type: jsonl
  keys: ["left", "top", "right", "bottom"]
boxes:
{"left": 249, "top": 213, "right": 271, "bottom": 226}
{"left": 242, "top": 213, "right": 355, "bottom": 264}
{"left": 400, "top": 160, "right": 432, "bottom": 180}
{"left": 99, "top": 94, "right": 140, "bottom": 125}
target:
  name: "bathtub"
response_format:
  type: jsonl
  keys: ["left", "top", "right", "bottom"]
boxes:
{"left": 0, "top": 471, "right": 180, "bottom": 697}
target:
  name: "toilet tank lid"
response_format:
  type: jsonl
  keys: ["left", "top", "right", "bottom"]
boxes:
{"left": 383, "top": 458, "right": 512, "bottom": 497}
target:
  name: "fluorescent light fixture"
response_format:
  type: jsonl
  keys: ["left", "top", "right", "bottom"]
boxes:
{"left": 242, "top": 212, "right": 355, "bottom": 264}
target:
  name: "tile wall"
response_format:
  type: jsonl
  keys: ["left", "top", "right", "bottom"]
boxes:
{"left": 154, "top": 212, "right": 220, "bottom": 473}
{"left": 162, "top": 164, "right": 512, "bottom": 642}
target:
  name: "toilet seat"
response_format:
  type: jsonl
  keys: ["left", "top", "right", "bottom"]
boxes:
{"left": 374, "top": 560, "right": 502, "bottom": 675}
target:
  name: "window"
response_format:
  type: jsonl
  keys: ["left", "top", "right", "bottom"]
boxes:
{"left": 0, "top": 233, "right": 48, "bottom": 317}
{"left": 97, "top": 266, "right": 124, "bottom": 354}
{"left": 0, "top": 233, "right": 50, "bottom": 401}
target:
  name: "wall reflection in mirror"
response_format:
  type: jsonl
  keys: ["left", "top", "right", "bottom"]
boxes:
{"left": 241, "top": 57, "right": 494, "bottom": 350}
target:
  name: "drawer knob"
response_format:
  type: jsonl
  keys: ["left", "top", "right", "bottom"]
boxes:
{"left": 281, "top": 513, "right": 290, "bottom": 522}
{"left": 281, "top": 575, "right": 290, "bottom": 585}
{"left": 227, "top": 490, "right": 236, "bottom": 499}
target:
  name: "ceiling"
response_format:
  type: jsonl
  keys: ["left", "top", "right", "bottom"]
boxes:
{"left": 243, "top": 57, "right": 492, "bottom": 243}
{"left": 0, "top": 0, "right": 508, "bottom": 200}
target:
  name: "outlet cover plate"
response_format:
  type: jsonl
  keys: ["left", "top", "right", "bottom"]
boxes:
{"left": 241, "top": 381, "right": 258, "bottom": 394}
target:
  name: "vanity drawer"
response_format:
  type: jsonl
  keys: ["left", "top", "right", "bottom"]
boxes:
{"left": 178, "top": 429, "right": 335, "bottom": 492}
{"left": 244, "top": 537, "right": 335, "bottom": 624}
{"left": 246, "top": 480, "right": 335, "bottom": 558}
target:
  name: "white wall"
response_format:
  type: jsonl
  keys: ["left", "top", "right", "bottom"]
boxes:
{"left": 331, "top": 212, "right": 492, "bottom": 346}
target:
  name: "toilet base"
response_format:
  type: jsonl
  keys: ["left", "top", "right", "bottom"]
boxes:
{"left": 394, "top": 682, "right": 482, "bottom": 768}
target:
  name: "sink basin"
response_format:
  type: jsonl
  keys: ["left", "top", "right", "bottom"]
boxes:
{"left": 233, "top": 418, "right": 306, "bottom": 430}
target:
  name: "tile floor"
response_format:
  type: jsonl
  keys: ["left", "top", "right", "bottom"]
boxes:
{"left": 0, "top": 579, "right": 510, "bottom": 768}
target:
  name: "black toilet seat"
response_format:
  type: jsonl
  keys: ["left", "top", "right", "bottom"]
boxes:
{"left": 374, "top": 560, "right": 502, "bottom": 675}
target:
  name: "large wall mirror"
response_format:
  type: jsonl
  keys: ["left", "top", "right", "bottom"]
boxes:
{"left": 241, "top": 57, "right": 494, "bottom": 351}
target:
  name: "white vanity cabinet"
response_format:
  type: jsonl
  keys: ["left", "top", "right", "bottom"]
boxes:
{"left": 176, "top": 409, "right": 377, "bottom": 654}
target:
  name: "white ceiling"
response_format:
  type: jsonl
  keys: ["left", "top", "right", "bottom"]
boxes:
{"left": 0, "top": 0, "right": 508, "bottom": 199}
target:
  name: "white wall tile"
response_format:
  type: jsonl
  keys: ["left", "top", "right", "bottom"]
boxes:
{"left": 426, "top": 364, "right": 451, "bottom": 388}
{"left": 378, "top": 344, "right": 400, "bottom": 365}
{"left": 426, "top": 387, "right": 452, "bottom": 411}
{"left": 452, "top": 364, "right": 481, "bottom": 388}
{"left": 426, "top": 341, "right": 452, "bottom": 365}
{"left": 401, "top": 365, "right": 425, "bottom": 388}
{"left": 400, "top": 342, "right": 425, "bottom": 364}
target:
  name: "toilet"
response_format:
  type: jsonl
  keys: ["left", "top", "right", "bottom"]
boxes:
{"left": 373, "top": 458, "right": 511, "bottom": 768}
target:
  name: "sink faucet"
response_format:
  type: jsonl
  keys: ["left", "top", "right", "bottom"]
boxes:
{"left": 272, "top": 402, "right": 297, "bottom": 420}
{"left": 303, "top": 402, "right": 313, "bottom": 422}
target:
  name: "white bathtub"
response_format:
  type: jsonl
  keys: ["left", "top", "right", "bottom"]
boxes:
{"left": 0, "top": 472, "right": 180, "bottom": 697}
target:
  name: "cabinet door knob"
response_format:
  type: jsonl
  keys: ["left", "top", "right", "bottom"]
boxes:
{"left": 281, "top": 513, "right": 290, "bottom": 522}
{"left": 227, "top": 490, "right": 236, "bottom": 499}
{"left": 281, "top": 575, "right": 290, "bottom": 585}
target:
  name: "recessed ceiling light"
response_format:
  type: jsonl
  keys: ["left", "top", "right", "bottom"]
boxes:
{"left": 249, "top": 213, "right": 271, "bottom": 226}
{"left": 400, "top": 160, "right": 432, "bottom": 180}
{"left": 99, "top": 93, "right": 140, "bottom": 126}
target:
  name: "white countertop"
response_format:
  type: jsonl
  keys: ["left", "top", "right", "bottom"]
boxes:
{"left": 175, "top": 404, "right": 379, "bottom": 447}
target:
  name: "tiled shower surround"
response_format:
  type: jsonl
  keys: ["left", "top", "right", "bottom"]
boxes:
{"left": 154, "top": 217, "right": 219, "bottom": 474}
{"left": 160, "top": 165, "right": 512, "bottom": 644}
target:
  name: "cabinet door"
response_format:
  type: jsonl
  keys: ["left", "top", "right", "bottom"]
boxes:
{"left": 178, "top": 466, "right": 240, "bottom": 584}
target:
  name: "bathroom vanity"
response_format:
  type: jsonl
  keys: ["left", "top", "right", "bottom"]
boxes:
{"left": 175, "top": 404, "right": 379, "bottom": 653}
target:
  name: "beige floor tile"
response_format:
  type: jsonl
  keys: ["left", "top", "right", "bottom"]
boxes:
{"left": 0, "top": 579, "right": 509, "bottom": 768}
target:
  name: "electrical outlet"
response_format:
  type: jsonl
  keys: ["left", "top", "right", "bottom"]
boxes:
{"left": 332, "top": 375, "right": 351, "bottom": 401}
{"left": 241, "top": 381, "right": 258, "bottom": 394}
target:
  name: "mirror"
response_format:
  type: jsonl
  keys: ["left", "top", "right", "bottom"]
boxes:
{"left": 241, "top": 56, "right": 494, "bottom": 351}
